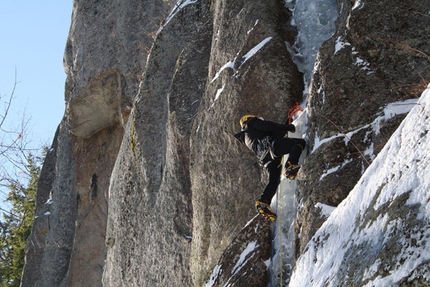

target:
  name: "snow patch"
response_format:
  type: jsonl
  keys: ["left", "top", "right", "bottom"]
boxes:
{"left": 317, "top": 85, "right": 327, "bottom": 104}
{"left": 243, "top": 215, "right": 259, "bottom": 230}
{"left": 209, "top": 84, "right": 226, "bottom": 109}
{"left": 210, "top": 61, "right": 235, "bottom": 83}
{"left": 315, "top": 203, "right": 336, "bottom": 218}
{"left": 334, "top": 36, "right": 351, "bottom": 54}
{"left": 263, "top": 258, "right": 271, "bottom": 269}
{"left": 204, "top": 264, "right": 222, "bottom": 287}
{"left": 247, "top": 19, "right": 259, "bottom": 35}
{"left": 354, "top": 56, "right": 371, "bottom": 72}
{"left": 164, "top": 0, "right": 198, "bottom": 25}
{"left": 240, "top": 37, "right": 272, "bottom": 67}
{"left": 312, "top": 132, "right": 344, "bottom": 153}
{"left": 352, "top": 0, "right": 364, "bottom": 10}
{"left": 290, "top": 85, "right": 430, "bottom": 286}
{"left": 372, "top": 98, "right": 418, "bottom": 135}
{"left": 231, "top": 241, "right": 258, "bottom": 275}
{"left": 319, "top": 159, "right": 353, "bottom": 180}
{"left": 312, "top": 98, "right": 418, "bottom": 153}
{"left": 210, "top": 37, "right": 272, "bottom": 84}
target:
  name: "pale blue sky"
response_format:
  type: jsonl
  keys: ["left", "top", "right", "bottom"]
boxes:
{"left": 0, "top": 1, "right": 73, "bottom": 147}
{"left": 0, "top": 2, "right": 72, "bottom": 207}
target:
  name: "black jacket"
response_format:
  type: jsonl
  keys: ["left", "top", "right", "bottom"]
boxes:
{"left": 234, "top": 117, "right": 295, "bottom": 164}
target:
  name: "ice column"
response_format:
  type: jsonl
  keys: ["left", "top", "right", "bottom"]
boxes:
{"left": 288, "top": 0, "right": 338, "bottom": 89}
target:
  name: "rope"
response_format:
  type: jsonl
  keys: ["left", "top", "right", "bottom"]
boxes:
{"left": 278, "top": 156, "right": 284, "bottom": 286}
{"left": 270, "top": 176, "right": 280, "bottom": 287}
{"left": 270, "top": 209, "right": 276, "bottom": 287}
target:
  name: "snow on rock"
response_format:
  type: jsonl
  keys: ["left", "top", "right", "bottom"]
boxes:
{"left": 211, "top": 61, "right": 235, "bottom": 83}
{"left": 290, "top": 85, "right": 430, "bottom": 286}
{"left": 311, "top": 97, "right": 418, "bottom": 153}
{"left": 334, "top": 36, "right": 351, "bottom": 55}
{"left": 203, "top": 216, "right": 272, "bottom": 287}
{"left": 165, "top": 0, "right": 198, "bottom": 25}
{"left": 314, "top": 203, "right": 336, "bottom": 218}
{"left": 210, "top": 37, "right": 273, "bottom": 83}
{"left": 205, "top": 265, "right": 222, "bottom": 287}
{"left": 239, "top": 37, "right": 272, "bottom": 67}
{"left": 231, "top": 241, "right": 259, "bottom": 276}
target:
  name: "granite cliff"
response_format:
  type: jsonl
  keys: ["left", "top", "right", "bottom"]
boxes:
{"left": 22, "top": 0, "right": 429, "bottom": 286}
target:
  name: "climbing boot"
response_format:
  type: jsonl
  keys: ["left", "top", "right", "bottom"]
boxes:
{"left": 255, "top": 201, "right": 277, "bottom": 222}
{"left": 284, "top": 161, "right": 300, "bottom": 180}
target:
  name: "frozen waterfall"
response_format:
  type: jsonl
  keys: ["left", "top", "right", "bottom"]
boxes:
{"left": 269, "top": 0, "right": 338, "bottom": 286}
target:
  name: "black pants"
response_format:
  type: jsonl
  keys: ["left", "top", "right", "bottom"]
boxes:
{"left": 259, "top": 138, "right": 306, "bottom": 204}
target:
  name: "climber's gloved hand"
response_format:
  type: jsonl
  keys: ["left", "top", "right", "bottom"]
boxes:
{"left": 286, "top": 124, "right": 296, "bottom": 133}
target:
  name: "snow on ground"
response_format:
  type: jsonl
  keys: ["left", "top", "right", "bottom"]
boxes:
{"left": 289, "top": 85, "right": 430, "bottom": 286}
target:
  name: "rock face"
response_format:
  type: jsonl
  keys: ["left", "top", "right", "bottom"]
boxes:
{"left": 20, "top": 128, "right": 59, "bottom": 287}
{"left": 295, "top": 0, "right": 430, "bottom": 260}
{"left": 21, "top": 1, "right": 171, "bottom": 287}
{"left": 102, "top": 1, "right": 213, "bottom": 285}
{"left": 102, "top": 0, "right": 302, "bottom": 286}
{"left": 189, "top": 0, "right": 303, "bottom": 284}
{"left": 22, "top": 0, "right": 429, "bottom": 286}
{"left": 204, "top": 216, "right": 272, "bottom": 287}
{"left": 290, "top": 87, "right": 430, "bottom": 286}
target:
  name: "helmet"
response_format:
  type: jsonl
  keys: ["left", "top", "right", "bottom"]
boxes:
{"left": 239, "top": 115, "right": 256, "bottom": 127}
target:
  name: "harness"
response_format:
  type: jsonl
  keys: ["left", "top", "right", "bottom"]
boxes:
{"left": 240, "top": 120, "right": 279, "bottom": 167}
{"left": 256, "top": 136, "right": 273, "bottom": 162}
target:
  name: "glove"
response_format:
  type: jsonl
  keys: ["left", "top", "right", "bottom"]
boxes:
{"left": 286, "top": 124, "right": 296, "bottom": 133}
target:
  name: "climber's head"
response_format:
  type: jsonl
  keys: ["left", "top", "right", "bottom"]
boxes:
{"left": 239, "top": 115, "right": 256, "bottom": 128}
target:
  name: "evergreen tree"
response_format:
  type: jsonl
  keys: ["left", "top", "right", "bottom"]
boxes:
{"left": 0, "top": 152, "right": 42, "bottom": 287}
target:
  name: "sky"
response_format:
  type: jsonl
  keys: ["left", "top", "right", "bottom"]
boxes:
{"left": 0, "top": 1, "right": 73, "bottom": 147}
{"left": 0, "top": 1, "right": 73, "bottom": 206}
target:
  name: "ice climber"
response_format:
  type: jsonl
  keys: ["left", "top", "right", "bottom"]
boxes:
{"left": 234, "top": 114, "right": 306, "bottom": 221}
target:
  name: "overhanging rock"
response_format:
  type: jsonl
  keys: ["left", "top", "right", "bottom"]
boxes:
{"left": 68, "top": 69, "right": 124, "bottom": 138}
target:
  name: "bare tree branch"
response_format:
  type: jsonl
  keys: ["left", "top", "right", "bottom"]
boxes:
{"left": 0, "top": 69, "right": 18, "bottom": 129}
{"left": 0, "top": 70, "right": 36, "bottom": 217}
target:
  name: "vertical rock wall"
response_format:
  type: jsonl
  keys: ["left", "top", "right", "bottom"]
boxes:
{"left": 295, "top": 0, "right": 430, "bottom": 259}
{"left": 190, "top": 0, "right": 303, "bottom": 284}
{"left": 102, "top": 1, "right": 213, "bottom": 285}
{"left": 21, "top": 1, "right": 171, "bottom": 286}
{"left": 22, "top": 0, "right": 429, "bottom": 286}
{"left": 103, "top": 0, "right": 303, "bottom": 286}
{"left": 21, "top": 124, "right": 76, "bottom": 287}
{"left": 24, "top": 0, "right": 304, "bottom": 285}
